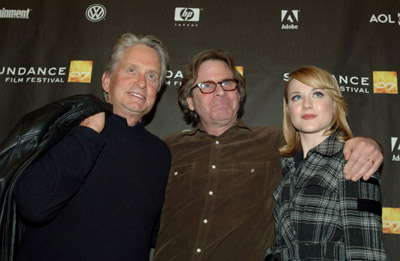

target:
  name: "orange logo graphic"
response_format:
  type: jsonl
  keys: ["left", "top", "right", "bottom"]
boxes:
{"left": 373, "top": 71, "right": 397, "bottom": 94}
{"left": 382, "top": 207, "right": 400, "bottom": 234}
{"left": 68, "top": 61, "right": 93, "bottom": 83}
{"left": 236, "top": 66, "right": 244, "bottom": 76}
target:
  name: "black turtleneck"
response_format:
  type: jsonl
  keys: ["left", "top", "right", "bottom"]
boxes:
{"left": 14, "top": 114, "right": 171, "bottom": 260}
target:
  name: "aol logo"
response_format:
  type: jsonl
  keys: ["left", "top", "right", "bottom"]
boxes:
{"left": 86, "top": 4, "right": 106, "bottom": 22}
{"left": 370, "top": 13, "right": 400, "bottom": 25}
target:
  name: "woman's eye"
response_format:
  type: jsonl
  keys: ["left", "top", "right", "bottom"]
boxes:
{"left": 313, "top": 91, "right": 324, "bottom": 98}
{"left": 291, "top": 95, "right": 301, "bottom": 101}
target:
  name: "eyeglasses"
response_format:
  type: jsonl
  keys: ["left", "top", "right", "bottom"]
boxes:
{"left": 192, "top": 79, "right": 238, "bottom": 94}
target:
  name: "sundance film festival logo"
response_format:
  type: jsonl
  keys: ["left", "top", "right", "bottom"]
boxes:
{"left": 392, "top": 137, "right": 400, "bottom": 162}
{"left": 174, "top": 7, "right": 201, "bottom": 27}
{"left": 68, "top": 61, "right": 93, "bottom": 83}
{"left": 383, "top": 208, "right": 400, "bottom": 234}
{"left": 373, "top": 71, "right": 398, "bottom": 94}
{"left": 283, "top": 72, "right": 370, "bottom": 94}
{"left": 86, "top": 4, "right": 106, "bottom": 22}
{"left": 281, "top": 10, "right": 299, "bottom": 30}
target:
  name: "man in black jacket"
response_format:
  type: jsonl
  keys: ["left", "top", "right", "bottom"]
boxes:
{"left": 12, "top": 33, "right": 171, "bottom": 260}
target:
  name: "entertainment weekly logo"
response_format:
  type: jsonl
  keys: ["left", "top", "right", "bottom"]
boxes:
{"left": 174, "top": 7, "right": 201, "bottom": 27}
{"left": 0, "top": 7, "right": 32, "bottom": 19}
{"left": 0, "top": 60, "right": 93, "bottom": 85}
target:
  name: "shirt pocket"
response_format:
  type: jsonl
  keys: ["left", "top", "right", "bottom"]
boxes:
{"left": 164, "top": 163, "right": 194, "bottom": 206}
{"left": 230, "top": 161, "right": 277, "bottom": 205}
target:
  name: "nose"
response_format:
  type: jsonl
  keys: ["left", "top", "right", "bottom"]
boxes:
{"left": 303, "top": 96, "right": 312, "bottom": 110}
{"left": 214, "top": 83, "right": 225, "bottom": 96}
{"left": 136, "top": 74, "right": 146, "bottom": 89}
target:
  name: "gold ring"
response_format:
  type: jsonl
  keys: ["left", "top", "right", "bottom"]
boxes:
{"left": 367, "top": 158, "right": 375, "bottom": 165}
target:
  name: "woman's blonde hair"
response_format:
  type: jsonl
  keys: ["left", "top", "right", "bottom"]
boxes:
{"left": 280, "top": 66, "right": 353, "bottom": 157}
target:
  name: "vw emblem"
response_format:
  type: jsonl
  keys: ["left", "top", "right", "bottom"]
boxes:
{"left": 86, "top": 4, "right": 106, "bottom": 22}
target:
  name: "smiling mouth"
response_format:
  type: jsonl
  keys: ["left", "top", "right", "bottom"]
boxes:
{"left": 129, "top": 92, "right": 145, "bottom": 100}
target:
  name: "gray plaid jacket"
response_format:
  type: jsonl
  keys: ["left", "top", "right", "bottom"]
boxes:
{"left": 266, "top": 133, "right": 386, "bottom": 260}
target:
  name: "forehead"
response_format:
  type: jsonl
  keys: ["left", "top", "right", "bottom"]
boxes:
{"left": 288, "top": 79, "right": 314, "bottom": 92}
{"left": 197, "top": 60, "right": 233, "bottom": 81}
{"left": 118, "top": 44, "right": 161, "bottom": 70}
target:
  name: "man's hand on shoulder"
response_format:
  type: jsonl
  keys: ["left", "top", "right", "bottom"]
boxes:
{"left": 79, "top": 112, "right": 105, "bottom": 133}
{"left": 343, "top": 137, "right": 383, "bottom": 181}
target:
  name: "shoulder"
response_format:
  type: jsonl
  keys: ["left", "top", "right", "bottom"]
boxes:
{"left": 163, "top": 129, "right": 194, "bottom": 147}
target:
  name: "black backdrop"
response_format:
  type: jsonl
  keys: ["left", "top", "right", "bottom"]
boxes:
{"left": 1, "top": 1, "right": 399, "bottom": 259}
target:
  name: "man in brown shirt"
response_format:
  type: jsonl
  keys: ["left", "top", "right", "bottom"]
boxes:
{"left": 153, "top": 50, "right": 383, "bottom": 260}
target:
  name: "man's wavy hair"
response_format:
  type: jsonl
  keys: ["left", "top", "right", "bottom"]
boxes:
{"left": 178, "top": 49, "right": 246, "bottom": 126}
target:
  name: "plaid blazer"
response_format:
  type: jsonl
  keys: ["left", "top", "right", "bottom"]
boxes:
{"left": 266, "top": 133, "right": 386, "bottom": 260}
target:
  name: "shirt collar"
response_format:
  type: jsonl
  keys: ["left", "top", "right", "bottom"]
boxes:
{"left": 308, "top": 132, "right": 344, "bottom": 157}
{"left": 181, "top": 119, "right": 251, "bottom": 137}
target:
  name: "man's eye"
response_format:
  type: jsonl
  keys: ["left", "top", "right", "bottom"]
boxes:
{"left": 147, "top": 74, "right": 158, "bottom": 82}
{"left": 127, "top": 68, "right": 136, "bottom": 73}
{"left": 201, "top": 83, "right": 213, "bottom": 89}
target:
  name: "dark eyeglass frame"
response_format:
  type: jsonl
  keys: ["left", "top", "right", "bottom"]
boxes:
{"left": 191, "top": 79, "right": 239, "bottom": 94}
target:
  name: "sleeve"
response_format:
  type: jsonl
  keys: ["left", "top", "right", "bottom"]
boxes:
{"left": 13, "top": 126, "right": 105, "bottom": 224}
{"left": 339, "top": 168, "right": 387, "bottom": 260}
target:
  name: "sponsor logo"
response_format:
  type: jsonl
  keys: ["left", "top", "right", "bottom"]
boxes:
{"left": 236, "top": 66, "right": 244, "bottom": 76}
{"left": 392, "top": 137, "right": 400, "bottom": 162}
{"left": 174, "top": 7, "right": 201, "bottom": 27}
{"left": 68, "top": 61, "right": 93, "bottom": 83}
{"left": 281, "top": 10, "right": 299, "bottom": 30}
{"left": 283, "top": 73, "right": 371, "bottom": 93}
{"left": 166, "top": 70, "right": 183, "bottom": 87}
{"left": 0, "top": 60, "right": 93, "bottom": 85}
{"left": 86, "top": 4, "right": 106, "bottom": 22}
{"left": 373, "top": 71, "right": 398, "bottom": 94}
{"left": 0, "top": 7, "right": 31, "bottom": 19}
{"left": 370, "top": 13, "right": 400, "bottom": 26}
{"left": 383, "top": 208, "right": 400, "bottom": 234}
{"left": 0, "top": 66, "right": 67, "bottom": 83}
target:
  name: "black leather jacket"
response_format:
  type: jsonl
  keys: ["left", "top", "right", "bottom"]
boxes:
{"left": 0, "top": 94, "right": 112, "bottom": 261}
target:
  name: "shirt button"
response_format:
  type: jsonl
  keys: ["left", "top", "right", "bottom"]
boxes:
{"left": 215, "top": 140, "right": 219, "bottom": 145}
{"left": 250, "top": 168, "right": 255, "bottom": 173}
{"left": 196, "top": 248, "right": 201, "bottom": 253}
{"left": 174, "top": 171, "right": 178, "bottom": 176}
{"left": 212, "top": 165, "right": 216, "bottom": 169}
{"left": 203, "top": 219, "right": 208, "bottom": 224}
{"left": 209, "top": 191, "right": 214, "bottom": 196}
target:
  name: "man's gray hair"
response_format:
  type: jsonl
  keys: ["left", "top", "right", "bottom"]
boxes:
{"left": 104, "top": 33, "right": 169, "bottom": 90}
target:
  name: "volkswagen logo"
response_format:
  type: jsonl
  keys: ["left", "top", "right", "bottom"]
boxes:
{"left": 86, "top": 4, "right": 106, "bottom": 22}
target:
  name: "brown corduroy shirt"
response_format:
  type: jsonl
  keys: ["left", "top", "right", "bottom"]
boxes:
{"left": 154, "top": 120, "right": 284, "bottom": 261}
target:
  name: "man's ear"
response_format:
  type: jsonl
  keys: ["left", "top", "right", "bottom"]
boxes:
{"left": 187, "top": 97, "right": 195, "bottom": 111}
{"left": 102, "top": 72, "right": 111, "bottom": 93}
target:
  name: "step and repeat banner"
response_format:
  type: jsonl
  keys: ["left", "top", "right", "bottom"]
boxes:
{"left": 1, "top": 0, "right": 399, "bottom": 259}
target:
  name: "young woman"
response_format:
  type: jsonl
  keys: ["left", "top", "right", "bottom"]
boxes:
{"left": 266, "top": 66, "right": 386, "bottom": 260}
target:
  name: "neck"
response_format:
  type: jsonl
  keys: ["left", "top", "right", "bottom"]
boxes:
{"left": 202, "top": 119, "right": 237, "bottom": 137}
{"left": 300, "top": 132, "right": 329, "bottom": 157}
{"left": 115, "top": 113, "right": 142, "bottom": 127}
